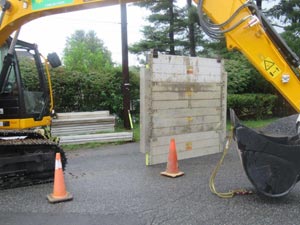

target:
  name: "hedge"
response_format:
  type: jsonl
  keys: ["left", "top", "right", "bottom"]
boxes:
{"left": 227, "top": 93, "right": 277, "bottom": 119}
{"left": 49, "top": 67, "right": 140, "bottom": 118}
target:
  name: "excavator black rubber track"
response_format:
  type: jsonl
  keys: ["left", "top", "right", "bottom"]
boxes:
{"left": 0, "top": 130, "right": 67, "bottom": 189}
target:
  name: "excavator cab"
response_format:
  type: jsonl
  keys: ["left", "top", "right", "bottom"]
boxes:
{"left": 0, "top": 38, "right": 60, "bottom": 129}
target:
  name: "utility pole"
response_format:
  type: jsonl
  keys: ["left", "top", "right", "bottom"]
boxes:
{"left": 121, "top": 3, "right": 131, "bottom": 129}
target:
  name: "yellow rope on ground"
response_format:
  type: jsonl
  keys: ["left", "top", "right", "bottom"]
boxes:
{"left": 209, "top": 127, "right": 253, "bottom": 198}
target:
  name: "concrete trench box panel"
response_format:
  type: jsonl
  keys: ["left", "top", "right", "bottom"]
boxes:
{"left": 140, "top": 54, "right": 227, "bottom": 165}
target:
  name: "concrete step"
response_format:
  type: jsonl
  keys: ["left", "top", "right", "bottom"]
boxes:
{"left": 52, "top": 111, "right": 116, "bottom": 136}
{"left": 55, "top": 111, "right": 110, "bottom": 120}
{"left": 59, "top": 132, "right": 133, "bottom": 145}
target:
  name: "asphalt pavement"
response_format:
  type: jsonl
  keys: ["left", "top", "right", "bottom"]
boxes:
{"left": 1, "top": 142, "right": 300, "bottom": 225}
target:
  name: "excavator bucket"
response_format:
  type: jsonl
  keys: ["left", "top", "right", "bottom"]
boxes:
{"left": 230, "top": 109, "right": 300, "bottom": 197}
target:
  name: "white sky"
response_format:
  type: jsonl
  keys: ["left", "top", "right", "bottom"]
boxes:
{"left": 16, "top": 1, "right": 279, "bottom": 66}
{"left": 18, "top": 3, "right": 148, "bottom": 66}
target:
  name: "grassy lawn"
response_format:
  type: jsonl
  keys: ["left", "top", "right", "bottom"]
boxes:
{"left": 226, "top": 117, "right": 278, "bottom": 130}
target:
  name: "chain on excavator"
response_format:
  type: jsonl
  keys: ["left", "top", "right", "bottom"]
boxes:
{"left": 0, "top": 130, "right": 66, "bottom": 189}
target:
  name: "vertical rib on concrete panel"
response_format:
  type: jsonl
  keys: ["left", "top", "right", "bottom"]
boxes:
{"left": 140, "top": 54, "right": 227, "bottom": 165}
{"left": 140, "top": 67, "right": 152, "bottom": 155}
{"left": 220, "top": 61, "right": 228, "bottom": 150}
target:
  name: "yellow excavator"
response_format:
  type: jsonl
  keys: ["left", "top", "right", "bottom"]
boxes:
{"left": 0, "top": 0, "right": 138, "bottom": 189}
{"left": 0, "top": 0, "right": 300, "bottom": 197}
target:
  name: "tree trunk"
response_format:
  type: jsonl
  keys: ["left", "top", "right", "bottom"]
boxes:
{"left": 187, "top": 0, "right": 196, "bottom": 56}
{"left": 256, "top": 0, "right": 262, "bottom": 10}
{"left": 169, "top": 0, "right": 175, "bottom": 55}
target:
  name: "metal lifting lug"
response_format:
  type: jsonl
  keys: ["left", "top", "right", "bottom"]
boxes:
{"left": 247, "top": 15, "right": 259, "bottom": 28}
{"left": 22, "top": 0, "right": 29, "bottom": 9}
{"left": 281, "top": 74, "right": 290, "bottom": 83}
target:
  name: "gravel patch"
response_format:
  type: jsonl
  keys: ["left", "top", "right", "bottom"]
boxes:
{"left": 259, "top": 114, "right": 299, "bottom": 136}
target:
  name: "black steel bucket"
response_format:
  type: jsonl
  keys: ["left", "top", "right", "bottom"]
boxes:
{"left": 230, "top": 109, "right": 300, "bottom": 197}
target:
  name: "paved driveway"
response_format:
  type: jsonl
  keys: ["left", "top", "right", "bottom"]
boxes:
{"left": 1, "top": 142, "right": 300, "bottom": 225}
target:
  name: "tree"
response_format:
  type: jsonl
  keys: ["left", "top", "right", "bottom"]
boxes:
{"left": 56, "top": 30, "right": 122, "bottom": 113}
{"left": 174, "top": 1, "right": 204, "bottom": 56}
{"left": 51, "top": 30, "right": 141, "bottom": 117}
{"left": 130, "top": 0, "right": 204, "bottom": 57}
{"left": 130, "top": 0, "right": 178, "bottom": 55}
{"left": 266, "top": 0, "right": 300, "bottom": 56}
{"left": 63, "top": 30, "right": 113, "bottom": 73}
{"left": 186, "top": 0, "right": 197, "bottom": 56}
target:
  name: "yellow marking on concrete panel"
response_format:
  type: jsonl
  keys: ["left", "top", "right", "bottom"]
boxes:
{"left": 187, "top": 65, "right": 194, "bottom": 74}
{"left": 187, "top": 116, "right": 193, "bottom": 122}
{"left": 186, "top": 142, "right": 193, "bottom": 151}
{"left": 185, "top": 87, "right": 193, "bottom": 97}
{"left": 145, "top": 152, "right": 150, "bottom": 166}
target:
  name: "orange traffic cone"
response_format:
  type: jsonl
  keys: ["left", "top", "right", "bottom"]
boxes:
{"left": 160, "top": 138, "right": 184, "bottom": 178}
{"left": 47, "top": 153, "right": 73, "bottom": 203}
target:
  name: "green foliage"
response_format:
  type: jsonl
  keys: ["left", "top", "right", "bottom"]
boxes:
{"left": 49, "top": 29, "right": 140, "bottom": 117}
{"left": 282, "top": 26, "right": 300, "bottom": 57}
{"left": 51, "top": 69, "right": 119, "bottom": 113}
{"left": 63, "top": 30, "right": 113, "bottom": 74}
{"left": 267, "top": 0, "right": 300, "bottom": 24}
{"left": 50, "top": 66, "right": 140, "bottom": 117}
{"left": 130, "top": 0, "right": 179, "bottom": 55}
{"left": 130, "top": 0, "right": 204, "bottom": 57}
{"left": 224, "top": 52, "right": 273, "bottom": 94}
{"left": 18, "top": 57, "right": 40, "bottom": 91}
{"left": 266, "top": 1, "right": 300, "bottom": 57}
{"left": 126, "top": 66, "right": 140, "bottom": 114}
{"left": 200, "top": 41, "right": 273, "bottom": 95}
{"left": 227, "top": 94, "right": 277, "bottom": 119}
{"left": 225, "top": 55, "right": 254, "bottom": 94}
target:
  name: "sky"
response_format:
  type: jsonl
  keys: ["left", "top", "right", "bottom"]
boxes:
{"left": 18, "top": 3, "right": 148, "bottom": 66}
{"left": 16, "top": 1, "right": 279, "bottom": 66}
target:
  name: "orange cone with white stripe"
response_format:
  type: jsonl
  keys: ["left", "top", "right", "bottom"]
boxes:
{"left": 160, "top": 138, "right": 184, "bottom": 178}
{"left": 47, "top": 153, "right": 73, "bottom": 203}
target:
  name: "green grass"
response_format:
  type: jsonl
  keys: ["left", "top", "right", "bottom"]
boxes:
{"left": 132, "top": 123, "right": 140, "bottom": 141}
{"left": 226, "top": 117, "right": 279, "bottom": 130}
{"left": 62, "top": 142, "right": 119, "bottom": 151}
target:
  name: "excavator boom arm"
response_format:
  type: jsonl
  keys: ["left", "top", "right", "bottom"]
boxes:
{"left": 198, "top": 0, "right": 300, "bottom": 112}
{"left": 197, "top": 0, "right": 300, "bottom": 198}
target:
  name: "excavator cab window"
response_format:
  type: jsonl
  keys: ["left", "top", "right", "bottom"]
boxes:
{"left": 0, "top": 39, "right": 50, "bottom": 121}
{"left": 2, "top": 63, "right": 17, "bottom": 95}
{"left": 16, "top": 48, "right": 45, "bottom": 114}
{"left": 0, "top": 42, "right": 16, "bottom": 95}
